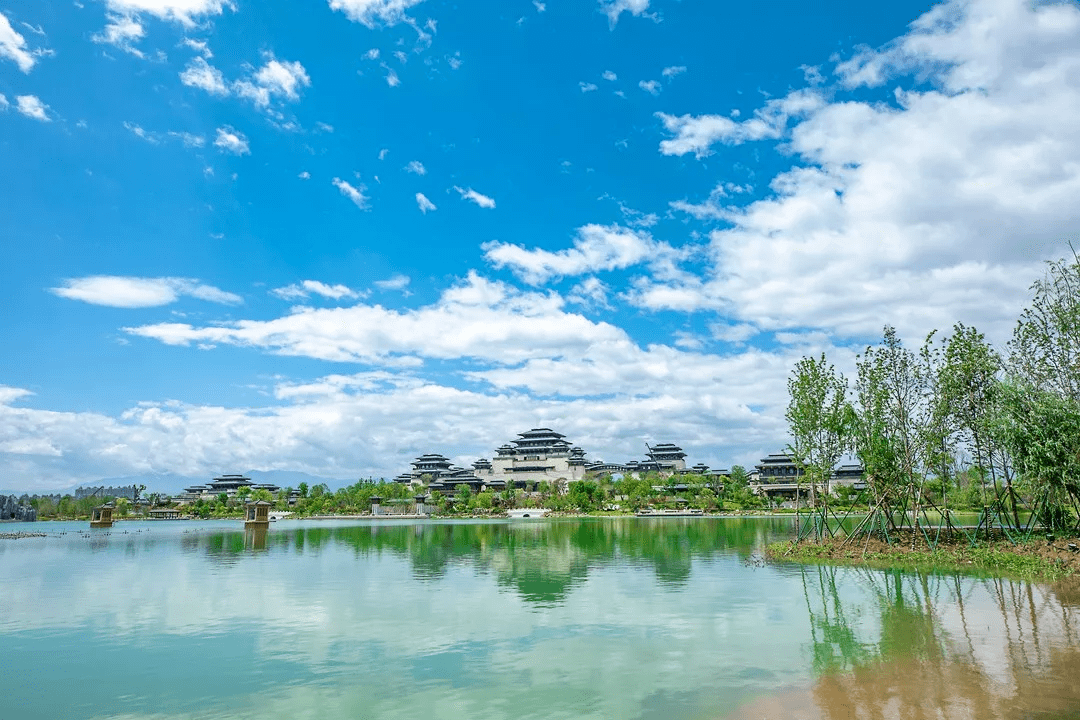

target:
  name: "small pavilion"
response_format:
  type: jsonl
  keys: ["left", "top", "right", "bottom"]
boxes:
{"left": 244, "top": 500, "right": 271, "bottom": 529}
{"left": 90, "top": 503, "right": 114, "bottom": 528}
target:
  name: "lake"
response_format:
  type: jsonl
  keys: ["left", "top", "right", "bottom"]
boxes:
{"left": 2, "top": 517, "right": 1078, "bottom": 719}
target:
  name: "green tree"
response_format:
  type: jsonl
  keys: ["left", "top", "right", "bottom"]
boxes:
{"left": 786, "top": 353, "right": 855, "bottom": 523}
{"left": 298, "top": 482, "right": 309, "bottom": 499}
{"left": 1008, "top": 251, "right": 1080, "bottom": 403}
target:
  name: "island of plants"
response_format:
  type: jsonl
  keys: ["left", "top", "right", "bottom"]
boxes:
{"left": 768, "top": 250, "right": 1080, "bottom": 582}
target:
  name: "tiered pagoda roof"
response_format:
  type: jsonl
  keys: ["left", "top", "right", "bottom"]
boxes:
{"left": 646, "top": 443, "right": 687, "bottom": 461}
{"left": 505, "top": 428, "right": 573, "bottom": 456}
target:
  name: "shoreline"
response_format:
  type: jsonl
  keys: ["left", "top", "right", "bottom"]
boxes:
{"left": 765, "top": 534, "right": 1080, "bottom": 582}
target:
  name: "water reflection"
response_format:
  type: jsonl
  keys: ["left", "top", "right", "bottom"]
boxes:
{"left": 1, "top": 517, "right": 1078, "bottom": 720}
{"left": 175, "top": 517, "right": 794, "bottom": 606}
{"left": 733, "top": 564, "right": 1080, "bottom": 719}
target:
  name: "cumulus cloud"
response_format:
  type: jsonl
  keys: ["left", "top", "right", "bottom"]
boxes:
{"left": 580, "top": 82, "right": 598, "bottom": 93}
{"left": 0, "top": 11, "right": 39, "bottom": 72}
{"left": 656, "top": 89, "right": 822, "bottom": 157}
{"left": 50, "top": 276, "right": 242, "bottom": 308}
{"left": 332, "top": 177, "right": 369, "bottom": 209}
{"left": 329, "top": 0, "right": 425, "bottom": 28}
{"left": 453, "top": 186, "right": 496, "bottom": 209}
{"left": 661, "top": 65, "right": 686, "bottom": 79}
{"left": 271, "top": 280, "right": 361, "bottom": 301}
{"left": 124, "top": 272, "right": 641, "bottom": 370}
{"left": 213, "top": 126, "right": 249, "bottom": 154}
{"left": 641, "top": 0, "right": 1080, "bottom": 345}
{"left": 15, "top": 95, "right": 49, "bottom": 121}
{"left": 601, "top": 70, "right": 617, "bottom": 81}
{"left": 600, "top": 0, "right": 651, "bottom": 26}
{"left": 404, "top": 160, "right": 425, "bottom": 175}
{"left": 180, "top": 56, "right": 228, "bottom": 94}
{"left": 415, "top": 193, "right": 436, "bottom": 213}
{"left": 234, "top": 56, "right": 311, "bottom": 107}
{"left": 483, "top": 224, "right": 658, "bottom": 285}
{"left": 181, "top": 54, "right": 310, "bottom": 108}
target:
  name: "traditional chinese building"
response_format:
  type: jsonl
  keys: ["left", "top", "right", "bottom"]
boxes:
{"left": 179, "top": 474, "right": 281, "bottom": 501}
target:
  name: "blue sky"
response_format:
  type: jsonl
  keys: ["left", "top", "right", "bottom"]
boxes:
{"left": 2, "top": 0, "right": 1079, "bottom": 491}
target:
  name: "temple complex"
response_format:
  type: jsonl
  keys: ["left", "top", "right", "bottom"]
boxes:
{"left": 749, "top": 453, "right": 865, "bottom": 504}
{"left": 395, "top": 429, "right": 722, "bottom": 490}
{"left": 180, "top": 474, "right": 282, "bottom": 501}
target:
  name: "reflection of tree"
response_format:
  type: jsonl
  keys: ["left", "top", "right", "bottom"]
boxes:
{"left": 193, "top": 518, "right": 797, "bottom": 605}
{"left": 796, "top": 564, "right": 1080, "bottom": 720}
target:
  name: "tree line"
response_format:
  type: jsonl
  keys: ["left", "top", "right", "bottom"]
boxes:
{"left": 786, "top": 250, "right": 1080, "bottom": 533}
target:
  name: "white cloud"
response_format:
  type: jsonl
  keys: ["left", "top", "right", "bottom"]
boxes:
{"left": 329, "top": 0, "right": 425, "bottom": 28}
{"left": 661, "top": 65, "right": 686, "bottom": 79}
{"left": 453, "top": 186, "right": 496, "bottom": 209}
{"left": 0, "top": 94, "right": 8, "bottom": 110}
{"left": 404, "top": 160, "right": 426, "bottom": 175}
{"left": 374, "top": 274, "right": 411, "bottom": 291}
{"left": 332, "top": 177, "right": 369, "bottom": 209}
{"left": 213, "top": 126, "right": 249, "bottom": 155}
{"left": 567, "top": 277, "right": 611, "bottom": 309}
{"left": 168, "top": 131, "right": 204, "bottom": 147}
{"left": 638, "top": 79, "right": 661, "bottom": 95}
{"left": 180, "top": 37, "right": 211, "bottom": 57}
{"left": 15, "top": 95, "right": 50, "bottom": 121}
{"left": 601, "top": 70, "right": 617, "bottom": 81}
{"left": 483, "top": 224, "right": 657, "bottom": 285}
{"left": 125, "top": 272, "right": 631, "bottom": 365}
{"left": 640, "top": 0, "right": 1080, "bottom": 345}
{"left": 104, "top": 0, "right": 232, "bottom": 27}
{"left": 124, "top": 122, "right": 205, "bottom": 147}
{"left": 271, "top": 280, "right": 361, "bottom": 301}
{"left": 0, "top": 11, "right": 37, "bottom": 72}
{"left": 234, "top": 56, "right": 311, "bottom": 107}
{"left": 580, "top": 82, "right": 598, "bottom": 93}
{"left": 50, "top": 276, "right": 242, "bottom": 308}
{"left": 92, "top": 14, "right": 145, "bottom": 56}
{"left": 299, "top": 171, "right": 311, "bottom": 179}
{"left": 415, "top": 192, "right": 437, "bottom": 213}
{"left": 600, "top": 0, "right": 651, "bottom": 26}
{"left": 385, "top": 67, "right": 400, "bottom": 86}
{"left": 534, "top": 1, "right": 546, "bottom": 11}
{"left": 364, "top": 48, "right": 379, "bottom": 59}
{"left": 180, "top": 56, "right": 228, "bottom": 95}
{"left": 656, "top": 90, "right": 823, "bottom": 158}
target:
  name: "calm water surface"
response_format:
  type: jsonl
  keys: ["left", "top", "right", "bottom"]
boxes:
{"left": 2, "top": 517, "right": 1078, "bottom": 719}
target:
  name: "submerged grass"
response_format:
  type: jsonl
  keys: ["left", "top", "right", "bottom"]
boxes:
{"left": 766, "top": 535, "right": 1080, "bottom": 582}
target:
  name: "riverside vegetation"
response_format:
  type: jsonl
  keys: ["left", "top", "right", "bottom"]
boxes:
{"left": 770, "top": 249, "right": 1080, "bottom": 579}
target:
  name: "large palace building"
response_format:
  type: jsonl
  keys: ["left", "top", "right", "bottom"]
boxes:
{"left": 395, "top": 428, "right": 724, "bottom": 491}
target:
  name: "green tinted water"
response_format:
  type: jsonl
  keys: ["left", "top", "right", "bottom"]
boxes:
{"left": 1, "top": 517, "right": 1078, "bottom": 719}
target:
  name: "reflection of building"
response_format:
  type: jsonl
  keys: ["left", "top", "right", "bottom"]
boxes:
{"left": 395, "top": 429, "right": 722, "bottom": 490}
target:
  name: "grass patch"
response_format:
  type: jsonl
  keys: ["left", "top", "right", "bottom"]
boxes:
{"left": 766, "top": 535, "right": 1079, "bottom": 582}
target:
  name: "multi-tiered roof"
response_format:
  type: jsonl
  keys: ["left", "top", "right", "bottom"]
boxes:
{"left": 507, "top": 428, "right": 573, "bottom": 456}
